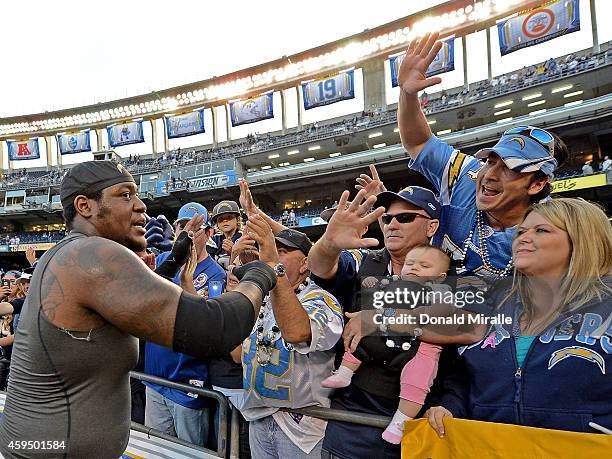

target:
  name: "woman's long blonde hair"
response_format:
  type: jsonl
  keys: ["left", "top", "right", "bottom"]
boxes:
{"left": 509, "top": 198, "right": 612, "bottom": 329}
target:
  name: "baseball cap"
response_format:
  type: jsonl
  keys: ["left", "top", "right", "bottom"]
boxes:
{"left": 18, "top": 273, "right": 32, "bottom": 282}
{"left": 474, "top": 126, "right": 558, "bottom": 178}
{"left": 174, "top": 202, "right": 209, "bottom": 227}
{"left": 376, "top": 186, "right": 440, "bottom": 219}
{"left": 60, "top": 160, "right": 135, "bottom": 209}
{"left": 211, "top": 201, "right": 240, "bottom": 223}
{"left": 275, "top": 229, "right": 313, "bottom": 256}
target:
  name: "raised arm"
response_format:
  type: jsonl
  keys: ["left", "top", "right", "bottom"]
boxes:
{"left": 239, "top": 179, "right": 287, "bottom": 234}
{"left": 397, "top": 32, "right": 443, "bottom": 159}
{"left": 45, "top": 236, "right": 275, "bottom": 360}
{"left": 309, "top": 189, "right": 384, "bottom": 280}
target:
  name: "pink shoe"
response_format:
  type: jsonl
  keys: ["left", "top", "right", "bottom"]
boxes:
{"left": 321, "top": 366, "right": 354, "bottom": 388}
{"left": 321, "top": 372, "right": 351, "bottom": 388}
{"left": 381, "top": 425, "right": 403, "bottom": 444}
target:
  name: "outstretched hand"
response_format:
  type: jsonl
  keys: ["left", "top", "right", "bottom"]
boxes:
{"left": 239, "top": 179, "right": 257, "bottom": 218}
{"left": 322, "top": 189, "right": 384, "bottom": 251}
{"left": 397, "top": 32, "right": 443, "bottom": 95}
{"left": 355, "top": 164, "right": 386, "bottom": 199}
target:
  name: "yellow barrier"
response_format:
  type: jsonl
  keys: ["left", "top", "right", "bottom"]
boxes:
{"left": 551, "top": 173, "right": 607, "bottom": 194}
{"left": 402, "top": 418, "right": 612, "bottom": 459}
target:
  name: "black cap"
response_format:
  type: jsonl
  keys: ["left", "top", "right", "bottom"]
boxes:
{"left": 60, "top": 160, "right": 135, "bottom": 209}
{"left": 275, "top": 229, "right": 313, "bottom": 256}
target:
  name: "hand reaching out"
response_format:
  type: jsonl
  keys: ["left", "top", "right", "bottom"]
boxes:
{"left": 25, "top": 246, "right": 37, "bottom": 266}
{"left": 322, "top": 189, "right": 384, "bottom": 251}
{"left": 239, "top": 179, "right": 258, "bottom": 218}
{"left": 397, "top": 32, "right": 443, "bottom": 95}
{"left": 355, "top": 164, "right": 386, "bottom": 199}
{"left": 244, "top": 212, "right": 278, "bottom": 266}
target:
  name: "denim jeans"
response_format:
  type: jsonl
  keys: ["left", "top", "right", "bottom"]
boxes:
{"left": 249, "top": 415, "right": 322, "bottom": 459}
{"left": 145, "top": 386, "right": 210, "bottom": 447}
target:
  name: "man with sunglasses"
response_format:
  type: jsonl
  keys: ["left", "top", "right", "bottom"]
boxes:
{"left": 308, "top": 187, "right": 439, "bottom": 459}
{"left": 396, "top": 32, "right": 567, "bottom": 280}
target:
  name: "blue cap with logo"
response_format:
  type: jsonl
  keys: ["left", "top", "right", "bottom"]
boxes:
{"left": 474, "top": 126, "right": 558, "bottom": 179}
{"left": 174, "top": 202, "right": 209, "bottom": 227}
{"left": 376, "top": 186, "right": 441, "bottom": 220}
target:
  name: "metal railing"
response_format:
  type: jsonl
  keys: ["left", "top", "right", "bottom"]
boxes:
{"left": 130, "top": 371, "right": 393, "bottom": 459}
{"left": 129, "top": 371, "right": 230, "bottom": 458}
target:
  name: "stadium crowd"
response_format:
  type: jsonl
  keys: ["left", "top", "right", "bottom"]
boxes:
{"left": 0, "top": 33, "right": 610, "bottom": 459}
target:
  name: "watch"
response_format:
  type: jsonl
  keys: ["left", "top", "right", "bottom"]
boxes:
{"left": 273, "top": 263, "right": 286, "bottom": 277}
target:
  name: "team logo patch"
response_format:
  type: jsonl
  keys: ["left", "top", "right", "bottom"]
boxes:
{"left": 505, "top": 137, "right": 526, "bottom": 150}
{"left": 193, "top": 272, "right": 209, "bottom": 290}
{"left": 548, "top": 346, "right": 605, "bottom": 374}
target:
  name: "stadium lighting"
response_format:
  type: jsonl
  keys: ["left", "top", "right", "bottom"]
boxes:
{"left": 496, "top": 117, "right": 513, "bottom": 124}
{"left": 279, "top": 162, "right": 290, "bottom": 166}
{"left": 427, "top": 119, "right": 436, "bottom": 125}
{"left": 527, "top": 100, "right": 546, "bottom": 107}
{"left": 329, "top": 152, "right": 341, "bottom": 157}
{"left": 494, "top": 109, "right": 511, "bottom": 116}
{"left": 287, "top": 149, "right": 300, "bottom": 155}
{"left": 564, "top": 100, "right": 583, "bottom": 107}
{"left": 308, "top": 145, "right": 321, "bottom": 151}
{"left": 261, "top": 165, "right": 272, "bottom": 170}
{"left": 436, "top": 129, "right": 451, "bottom": 135}
{"left": 494, "top": 100, "right": 513, "bottom": 108}
{"left": 393, "top": 127, "right": 400, "bottom": 132}
{"left": 304, "top": 157, "right": 316, "bottom": 162}
{"left": 564, "top": 90, "right": 584, "bottom": 98}
{"left": 373, "top": 143, "right": 387, "bottom": 149}
{"left": 522, "top": 93, "right": 542, "bottom": 101}
{"left": 529, "top": 109, "right": 547, "bottom": 116}
{"left": 268, "top": 154, "right": 280, "bottom": 159}
{"left": 368, "top": 132, "right": 383, "bottom": 138}
{"left": 247, "top": 168, "right": 257, "bottom": 172}
{"left": 551, "top": 84, "right": 573, "bottom": 93}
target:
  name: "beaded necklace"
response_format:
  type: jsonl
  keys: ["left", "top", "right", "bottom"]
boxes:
{"left": 457, "top": 210, "right": 514, "bottom": 279}
{"left": 254, "top": 278, "right": 308, "bottom": 366}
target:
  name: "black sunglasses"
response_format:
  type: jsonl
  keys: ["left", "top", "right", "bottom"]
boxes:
{"left": 381, "top": 212, "right": 431, "bottom": 225}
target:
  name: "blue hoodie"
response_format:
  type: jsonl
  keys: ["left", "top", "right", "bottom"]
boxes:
{"left": 441, "top": 280, "right": 612, "bottom": 433}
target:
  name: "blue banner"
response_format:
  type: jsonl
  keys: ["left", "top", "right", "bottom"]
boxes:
{"left": 7, "top": 138, "right": 40, "bottom": 161}
{"left": 229, "top": 93, "right": 274, "bottom": 127}
{"left": 302, "top": 70, "right": 355, "bottom": 110}
{"left": 166, "top": 109, "right": 205, "bottom": 139}
{"left": 107, "top": 120, "right": 144, "bottom": 147}
{"left": 497, "top": 0, "right": 580, "bottom": 56}
{"left": 57, "top": 130, "right": 91, "bottom": 154}
{"left": 390, "top": 37, "right": 455, "bottom": 87}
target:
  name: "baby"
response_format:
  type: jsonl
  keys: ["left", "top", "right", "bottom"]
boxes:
{"left": 321, "top": 244, "right": 450, "bottom": 444}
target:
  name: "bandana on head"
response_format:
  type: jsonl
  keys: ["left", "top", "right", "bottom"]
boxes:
{"left": 60, "top": 160, "right": 135, "bottom": 209}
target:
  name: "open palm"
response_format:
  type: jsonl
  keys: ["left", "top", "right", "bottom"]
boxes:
{"left": 397, "top": 32, "right": 444, "bottom": 95}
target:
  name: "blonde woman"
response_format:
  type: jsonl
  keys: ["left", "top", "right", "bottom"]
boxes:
{"left": 426, "top": 198, "right": 612, "bottom": 435}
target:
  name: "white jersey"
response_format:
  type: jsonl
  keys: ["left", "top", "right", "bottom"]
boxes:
{"left": 241, "top": 279, "right": 343, "bottom": 451}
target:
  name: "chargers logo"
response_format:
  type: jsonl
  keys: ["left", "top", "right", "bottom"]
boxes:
{"left": 193, "top": 272, "right": 209, "bottom": 290}
{"left": 548, "top": 346, "right": 606, "bottom": 374}
{"left": 505, "top": 137, "right": 526, "bottom": 150}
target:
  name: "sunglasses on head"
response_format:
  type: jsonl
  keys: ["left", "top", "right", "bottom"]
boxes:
{"left": 504, "top": 126, "right": 554, "bottom": 156}
{"left": 381, "top": 212, "right": 431, "bottom": 225}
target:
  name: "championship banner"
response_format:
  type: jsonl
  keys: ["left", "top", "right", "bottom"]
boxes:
{"left": 57, "top": 130, "right": 91, "bottom": 154}
{"left": 107, "top": 120, "right": 144, "bottom": 148}
{"left": 6, "top": 138, "right": 40, "bottom": 161}
{"left": 302, "top": 70, "right": 354, "bottom": 110}
{"left": 402, "top": 418, "right": 611, "bottom": 458}
{"left": 497, "top": 0, "right": 580, "bottom": 56}
{"left": 390, "top": 37, "right": 455, "bottom": 87}
{"left": 229, "top": 93, "right": 274, "bottom": 127}
{"left": 165, "top": 109, "right": 205, "bottom": 139}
